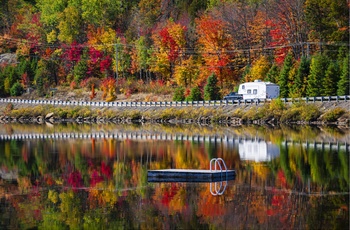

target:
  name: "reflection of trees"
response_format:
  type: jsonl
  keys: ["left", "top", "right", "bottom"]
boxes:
{"left": 278, "top": 142, "right": 349, "bottom": 193}
{"left": 307, "top": 196, "right": 349, "bottom": 229}
{"left": 0, "top": 130, "right": 349, "bottom": 229}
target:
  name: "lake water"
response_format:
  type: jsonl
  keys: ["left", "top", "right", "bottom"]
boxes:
{"left": 0, "top": 123, "right": 349, "bottom": 229}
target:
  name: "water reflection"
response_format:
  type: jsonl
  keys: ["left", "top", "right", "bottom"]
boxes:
{"left": 210, "top": 181, "right": 228, "bottom": 196}
{"left": 0, "top": 123, "right": 348, "bottom": 229}
{"left": 239, "top": 139, "right": 280, "bottom": 162}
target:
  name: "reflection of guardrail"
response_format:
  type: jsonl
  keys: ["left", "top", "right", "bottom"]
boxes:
{"left": 0, "top": 95, "right": 349, "bottom": 107}
{"left": 0, "top": 132, "right": 348, "bottom": 151}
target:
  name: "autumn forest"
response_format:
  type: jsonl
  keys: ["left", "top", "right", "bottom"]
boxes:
{"left": 0, "top": 0, "right": 349, "bottom": 100}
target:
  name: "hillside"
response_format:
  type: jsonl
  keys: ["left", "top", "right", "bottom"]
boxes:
{"left": 0, "top": 0, "right": 348, "bottom": 103}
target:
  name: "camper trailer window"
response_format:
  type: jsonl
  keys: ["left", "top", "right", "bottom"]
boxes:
{"left": 247, "top": 89, "right": 251, "bottom": 94}
{"left": 242, "top": 85, "right": 245, "bottom": 89}
{"left": 253, "top": 89, "right": 257, "bottom": 94}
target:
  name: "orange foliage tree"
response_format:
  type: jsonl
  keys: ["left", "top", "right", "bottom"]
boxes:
{"left": 101, "top": 77, "right": 116, "bottom": 102}
{"left": 195, "top": 15, "right": 235, "bottom": 88}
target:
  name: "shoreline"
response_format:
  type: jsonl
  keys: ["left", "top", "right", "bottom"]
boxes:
{"left": 0, "top": 101, "right": 349, "bottom": 127}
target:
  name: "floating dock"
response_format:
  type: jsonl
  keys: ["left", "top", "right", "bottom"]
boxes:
{"left": 147, "top": 169, "right": 236, "bottom": 182}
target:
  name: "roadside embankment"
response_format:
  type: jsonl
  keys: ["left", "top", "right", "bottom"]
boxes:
{"left": 0, "top": 100, "right": 349, "bottom": 126}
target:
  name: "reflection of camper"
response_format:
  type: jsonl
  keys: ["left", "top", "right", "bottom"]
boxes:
{"left": 238, "top": 139, "right": 280, "bottom": 162}
{"left": 238, "top": 80, "right": 279, "bottom": 100}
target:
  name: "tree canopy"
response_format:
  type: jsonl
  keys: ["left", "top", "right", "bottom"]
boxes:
{"left": 0, "top": 0, "right": 348, "bottom": 98}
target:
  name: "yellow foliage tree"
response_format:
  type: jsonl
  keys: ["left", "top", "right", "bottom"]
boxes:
{"left": 87, "top": 26, "right": 117, "bottom": 53}
{"left": 248, "top": 56, "right": 271, "bottom": 82}
{"left": 173, "top": 56, "right": 199, "bottom": 87}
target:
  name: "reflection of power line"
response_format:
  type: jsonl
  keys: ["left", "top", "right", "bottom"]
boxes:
{"left": 235, "top": 184, "right": 350, "bottom": 196}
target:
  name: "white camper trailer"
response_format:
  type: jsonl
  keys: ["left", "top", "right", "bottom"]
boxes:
{"left": 238, "top": 80, "right": 280, "bottom": 100}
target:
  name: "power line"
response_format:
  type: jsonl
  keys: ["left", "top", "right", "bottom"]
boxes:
{"left": 1, "top": 35, "right": 348, "bottom": 54}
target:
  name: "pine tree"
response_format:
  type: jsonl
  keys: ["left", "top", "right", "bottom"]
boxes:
{"left": 0, "top": 71, "right": 5, "bottom": 97}
{"left": 278, "top": 53, "right": 293, "bottom": 98}
{"left": 173, "top": 86, "right": 185, "bottom": 101}
{"left": 30, "top": 58, "right": 38, "bottom": 81}
{"left": 10, "top": 82, "right": 24, "bottom": 96}
{"left": 242, "top": 64, "right": 252, "bottom": 82}
{"left": 265, "top": 64, "right": 279, "bottom": 83}
{"left": 74, "top": 50, "right": 88, "bottom": 84}
{"left": 4, "top": 66, "right": 19, "bottom": 94}
{"left": 35, "top": 60, "right": 49, "bottom": 97}
{"left": 287, "top": 64, "right": 298, "bottom": 98}
{"left": 204, "top": 73, "right": 221, "bottom": 100}
{"left": 322, "top": 61, "right": 340, "bottom": 96}
{"left": 294, "top": 56, "right": 310, "bottom": 97}
{"left": 74, "top": 59, "right": 88, "bottom": 84}
{"left": 306, "top": 54, "right": 329, "bottom": 97}
{"left": 337, "top": 55, "right": 349, "bottom": 96}
{"left": 186, "top": 86, "right": 202, "bottom": 101}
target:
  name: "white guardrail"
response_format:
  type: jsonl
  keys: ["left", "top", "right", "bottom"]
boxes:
{"left": 0, "top": 95, "right": 349, "bottom": 108}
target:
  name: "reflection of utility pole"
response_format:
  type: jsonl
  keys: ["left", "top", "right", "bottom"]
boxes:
{"left": 115, "top": 44, "right": 118, "bottom": 81}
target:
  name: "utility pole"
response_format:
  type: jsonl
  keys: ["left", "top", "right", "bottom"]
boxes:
{"left": 115, "top": 44, "right": 118, "bottom": 81}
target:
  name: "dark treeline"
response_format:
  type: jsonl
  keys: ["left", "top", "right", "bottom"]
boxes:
{"left": 0, "top": 0, "right": 348, "bottom": 100}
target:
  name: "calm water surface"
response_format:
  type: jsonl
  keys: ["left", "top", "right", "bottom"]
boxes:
{"left": 0, "top": 123, "right": 349, "bottom": 229}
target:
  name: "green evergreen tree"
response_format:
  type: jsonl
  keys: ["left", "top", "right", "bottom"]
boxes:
{"left": 242, "top": 64, "right": 251, "bottom": 82}
{"left": 16, "top": 58, "right": 37, "bottom": 88}
{"left": 0, "top": 70, "right": 5, "bottom": 97}
{"left": 16, "top": 59, "right": 27, "bottom": 77}
{"left": 173, "top": 86, "right": 185, "bottom": 101}
{"left": 186, "top": 86, "right": 202, "bottom": 101}
{"left": 322, "top": 61, "right": 340, "bottom": 96}
{"left": 278, "top": 53, "right": 293, "bottom": 98}
{"left": 204, "top": 73, "right": 221, "bottom": 100}
{"left": 265, "top": 64, "right": 279, "bottom": 83}
{"left": 10, "top": 82, "right": 24, "bottom": 96}
{"left": 306, "top": 54, "right": 329, "bottom": 97}
{"left": 74, "top": 59, "right": 88, "bottom": 84}
{"left": 287, "top": 64, "right": 298, "bottom": 98}
{"left": 30, "top": 58, "right": 38, "bottom": 81}
{"left": 35, "top": 60, "right": 49, "bottom": 97}
{"left": 294, "top": 56, "right": 310, "bottom": 97}
{"left": 4, "top": 66, "right": 19, "bottom": 94}
{"left": 337, "top": 55, "right": 349, "bottom": 96}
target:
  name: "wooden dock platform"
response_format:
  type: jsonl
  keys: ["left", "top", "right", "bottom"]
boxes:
{"left": 147, "top": 169, "right": 236, "bottom": 182}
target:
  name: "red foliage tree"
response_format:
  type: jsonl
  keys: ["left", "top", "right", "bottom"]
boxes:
{"left": 67, "top": 170, "right": 83, "bottom": 188}
{"left": 100, "top": 55, "right": 112, "bottom": 74}
{"left": 159, "top": 28, "right": 180, "bottom": 62}
{"left": 265, "top": 19, "right": 291, "bottom": 65}
{"left": 61, "top": 42, "right": 83, "bottom": 72}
